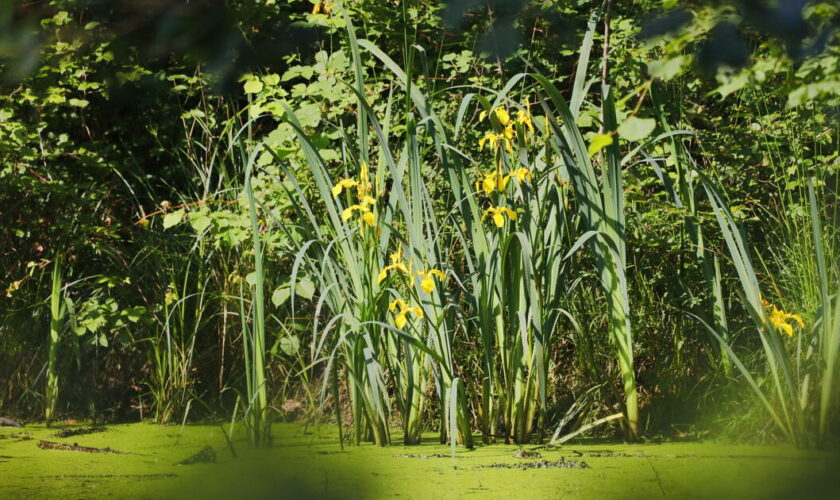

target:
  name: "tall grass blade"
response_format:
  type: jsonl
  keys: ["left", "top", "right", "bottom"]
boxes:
{"left": 45, "top": 257, "right": 62, "bottom": 426}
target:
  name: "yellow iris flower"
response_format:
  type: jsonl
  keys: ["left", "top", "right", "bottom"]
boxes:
{"left": 478, "top": 132, "right": 512, "bottom": 153}
{"left": 480, "top": 108, "right": 512, "bottom": 127}
{"left": 361, "top": 210, "right": 375, "bottom": 227}
{"left": 510, "top": 167, "right": 532, "bottom": 182}
{"left": 475, "top": 168, "right": 530, "bottom": 195}
{"left": 389, "top": 298, "right": 424, "bottom": 329}
{"left": 476, "top": 171, "right": 510, "bottom": 195}
{"left": 332, "top": 178, "right": 358, "bottom": 198}
{"left": 483, "top": 206, "right": 517, "bottom": 227}
{"left": 333, "top": 162, "right": 377, "bottom": 227}
{"left": 332, "top": 162, "right": 373, "bottom": 198}
{"left": 761, "top": 297, "right": 805, "bottom": 337}
{"left": 516, "top": 109, "right": 534, "bottom": 134}
{"left": 501, "top": 123, "right": 515, "bottom": 141}
{"left": 377, "top": 262, "right": 411, "bottom": 283}
{"left": 416, "top": 268, "right": 446, "bottom": 294}
{"left": 389, "top": 244, "right": 403, "bottom": 265}
{"left": 378, "top": 244, "right": 412, "bottom": 283}
{"left": 477, "top": 107, "right": 530, "bottom": 152}
{"left": 341, "top": 204, "right": 375, "bottom": 226}
{"left": 358, "top": 161, "right": 372, "bottom": 196}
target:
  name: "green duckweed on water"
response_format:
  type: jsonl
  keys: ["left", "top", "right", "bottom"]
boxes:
{"left": 1, "top": 423, "right": 838, "bottom": 499}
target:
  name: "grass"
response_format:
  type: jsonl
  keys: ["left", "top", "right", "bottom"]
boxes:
{"left": 692, "top": 170, "right": 840, "bottom": 448}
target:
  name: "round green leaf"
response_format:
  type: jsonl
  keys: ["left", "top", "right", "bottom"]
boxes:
{"left": 190, "top": 214, "right": 212, "bottom": 233}
{"left": 272, "top": 287, "right": 291, "bottom": 307}
{"left": 279, "top": 335, "right": 300, "bottom": 356}
{"left": 163, "top": 209, "right": 184, "bottom": 229}
{"left": 617, "top": 117, "right": 656, "bottom": 142}
{"left": 295, "top": 279, "right": 315, "bottom": 300}
{"left": 243, "top": 80, "right": 264, "bottom": 94}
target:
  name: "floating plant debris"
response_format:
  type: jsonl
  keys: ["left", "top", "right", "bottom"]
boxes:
{"left": 512, "top": 449, "right": 542, "bottom": 459}
{"left": 480, "top": 458, "right": 590, "bottom": 470}
{"left": 0, "top": 432, "right": 32, "bottom": 441}
{"left": 55, "top": 426, "right": 107, "bottom": 438}
{"left": 38, "top": 440, "right": 128, "bottom": 454}
{"left": 393, "top": 453, "right": 452, "bottom": 459}
{"left": 41, "top": 474, "right": 178, "bottom": 480}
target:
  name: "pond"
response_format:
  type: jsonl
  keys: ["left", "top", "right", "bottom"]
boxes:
{"left": 1, "top": 423, "right": 837, "bottom": 499}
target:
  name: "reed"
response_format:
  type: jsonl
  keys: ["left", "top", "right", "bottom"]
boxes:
{"left": 531, "top": 74, "right": 640, "bottom": 439}
{"left": 45, "top": 256, "right": 62, "bottom": 426}
{"left": 242, "top": 146, "right": 272, "bottom": 446}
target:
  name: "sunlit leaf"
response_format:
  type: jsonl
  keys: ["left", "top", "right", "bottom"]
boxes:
{"left": 163, "top": 209, "right": 184, "bottom": 229}
{"left": 618, "top": 116, "right": 656, "bottom": 142}
{"left": 244, "top": 79, "right": 264, "bottom": 94}
{"left": 272, "top": 286, "right": 291, "bottom": 307}
{"left": 190, "top": 214, "right": 212, "bottom": 233}
{"left": 647, "top": 56, "right": 684, "bottom": 81}
{"left": 588, "top": 133, "right": 614, "bottom": 157}
{"left": 295, "top": 279, "right": 315, "bottom": 300}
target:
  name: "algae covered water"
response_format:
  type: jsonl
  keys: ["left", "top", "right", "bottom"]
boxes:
{"left": 1, "top": 423, "right": 837, "bottom": 499}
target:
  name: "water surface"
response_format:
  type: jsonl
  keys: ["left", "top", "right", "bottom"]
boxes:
{"left": 1, "top": 423, "right": 836, "bottom": 499}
